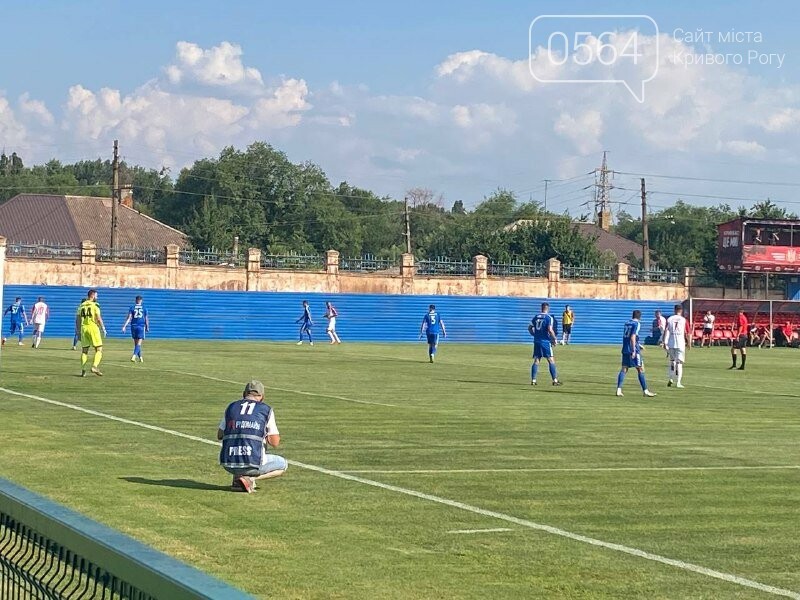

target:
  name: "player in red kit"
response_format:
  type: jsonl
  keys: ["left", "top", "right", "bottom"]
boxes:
{"left": 730, "top": 308, "right": 748, "bottom": 370}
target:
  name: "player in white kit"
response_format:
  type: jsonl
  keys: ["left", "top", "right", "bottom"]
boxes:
{"left": 324, "top": 301, "right": 342, "bottom": 344}
{"left": 661, "top": 304, "right": 689, "bottom": 388}
{"left": 30, "top": 297, "right": 50, "bottom": 349}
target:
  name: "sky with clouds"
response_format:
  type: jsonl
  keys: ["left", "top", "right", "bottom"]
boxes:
{"left": 2, "top": 0, "right": 800, "bottom": 214}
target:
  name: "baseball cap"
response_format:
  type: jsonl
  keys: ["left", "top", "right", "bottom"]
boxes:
{"left": 243, "top": 380, "right": 265, "bottom": 396}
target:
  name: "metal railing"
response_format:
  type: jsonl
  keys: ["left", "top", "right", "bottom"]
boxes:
{"left": 179, "top": 249, "right": 245, "bottom": 268}
{"left": 97, "top": 248, "right": 166, "bottom": 264}
{"left": 0, "top": 478, "right": 252, "bottom": 600}
{"left": 339, "top": 255, "right": 395, "bottom": 272}
{"left": 629, "top": 268, "right": 681, "bottom": 283}
{"left": 416, "top": 257, "right": 474, "bottom": 276}
{"left": 561, "top": 264, "right": 615, "bottom": 280}
{"left": 260, "top": 254, "right": 325, "bottom": 270}
{"left": 6, "top": 243, "right": 82, "bottom": 261}
{"left": 488, "top": 261, "right": 545, "bottom": 278}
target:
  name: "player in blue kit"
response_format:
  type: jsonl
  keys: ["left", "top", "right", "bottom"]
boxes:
{"left": 616, "top": 310, "right": 657, "bottom": 397}
{"left": 419, "top": 304, "right": 446, "bottom": 363}
{"left": 121, "top": 295, "right": 149, "bottom": 362}
{"left": 528, "top": 302, "right": 562, "bottom": 386}
{"left": 3, "top": 297, "right": 28, "bottom": 346}
{"left": 296, "top": 300, "right": 314, "bottom": 346}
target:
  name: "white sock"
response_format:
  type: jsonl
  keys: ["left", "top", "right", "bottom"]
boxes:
{"left": 676, "top": 362, "right": 683, "bottom": 384}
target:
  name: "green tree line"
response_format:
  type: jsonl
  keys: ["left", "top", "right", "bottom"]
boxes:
{"left": 1, "top": 144, "right": 793, "bottom": 275}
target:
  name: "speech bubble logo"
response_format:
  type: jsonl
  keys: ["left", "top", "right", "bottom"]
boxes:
{"left": 529, "top": 15, "right": 660, "bottom": 103}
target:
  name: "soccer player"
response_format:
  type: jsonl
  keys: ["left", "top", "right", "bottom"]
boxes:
{"left": 662, "top": 304, "right": 689, "bottom": 388}
{"left": 616, "top": 310, "right": 657, "bottom": 397}
{"left": 296, "top": 300, "right": 314, "bottom": 346}
{"left": 3, "top": 297, "right": 28, "bottom": 346}
{"left": 561, "top": 305, "right": 574, "bottom": 345}
{"left": 76, "top": 289, "right": 107, "bottom": 377}
{"left": 730, "top": 308, "right": 748, "bottom": 370}
{"left": 419, "top": 304, "right": 446, "bottom": 363}
{"left": 29, "top": 297, "right": 49, "bottom": 349}
{"left": 122, "top": 295, "right": 149, "bottom": 362}
{"left": 528, "top": 302, "right": 561, "bottom": 386}
{"left": 324, "top": 301, "right": 341, "bottom": 344}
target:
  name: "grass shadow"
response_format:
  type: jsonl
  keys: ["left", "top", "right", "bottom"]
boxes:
{"left": 121, "top": 476, "right": 229, "bottom": 492}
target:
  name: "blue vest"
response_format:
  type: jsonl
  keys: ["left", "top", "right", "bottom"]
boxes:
{"left": 219, "top": 399, "right": 272, "bottom": 470}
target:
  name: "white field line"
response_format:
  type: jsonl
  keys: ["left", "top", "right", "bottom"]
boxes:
{"left": 448, "top": 528, "right": 514, "bottom": 534}
{"left": 1, "top": 386, "right": 798, "bottom": 599}
{"left": 342, "top": 465, "right": 800, "bottom": 474}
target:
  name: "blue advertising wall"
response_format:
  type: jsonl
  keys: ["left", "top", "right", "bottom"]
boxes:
{"left": 1, "top": 285, "right": 681, "bottom": 344}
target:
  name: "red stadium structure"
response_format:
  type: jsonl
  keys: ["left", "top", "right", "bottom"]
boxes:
{"left": 683, "top": 298, "right": 800, "bottom": 347}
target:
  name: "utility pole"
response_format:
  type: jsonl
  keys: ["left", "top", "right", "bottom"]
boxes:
{"left": 111, "top": 140, "right": 119, "bottom": 253}
{"left": 543, "top": 179, "right": 550, "bottom": 212}
{"left": 641, "top": 177, "right": 650, "bottom": 271}
{"left": 403, "top": 196, "right": 412, "bottom": 254}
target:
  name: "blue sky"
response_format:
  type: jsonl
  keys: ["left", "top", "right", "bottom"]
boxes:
{"left": 2, "top": 1, "right": 800, "bottom": 213}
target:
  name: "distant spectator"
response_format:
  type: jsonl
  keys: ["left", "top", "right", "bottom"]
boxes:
{"left": 701, "top": 310, "right": 715, "bottom": 347}
{"left": 751, "top": 228, "right": 763, "bottom": 244}
{"left": 652, "top": 310, "right": 666, "bottom": 341}
{"left": 775, "top": 321, "right": 796, "bottom": 347}
{"left": 770, "top": 231, "right": 781, "bottom": 245}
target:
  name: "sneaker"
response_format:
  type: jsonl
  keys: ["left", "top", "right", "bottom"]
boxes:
{"left": 138, "top": 356, "right": 143, "bottom": 363}
{"left": 296, "top": 341, "right": 303, "bottom": 345}
{"left": 737, "top": 366, "right": 745, "bottom": 370}
{"left": 238, "top": 476, "right": 254, "bottom": 494}
{"left": 676, "top": 383, "right": 685, "bottom": 388}
{"left": 310, "top": 342, "right": 314, "bottom": 346}
{"left": 80, "top": 370, "right": 87, "bottom": 377}
{"left": 531, "top": 380, "right": 537, "bottom": 386}
{"left": 643, "top": 390, "right": 657, "bottom": 397}
{"left": 18, "top": 341, "right": 23, "bottom": 346}
{"left": 615, "top": 388, "right": 624, "bottom": 397}
{"left": 552, "top": 380, "right": 562, "bottom": 386}
{"left": 131, "top": 356, "right": 137, "bottom": 362}
{"left": 91, "top": 367, "right": 103, "bottom": 377}
{"left": 667, "top": 380, "right": 673, "bottom": 387}
{"left": 71, "top": 345, "right": 77, "bottom": 351}
{"left": 728, "top": 365, "right": 737, "bottom": 370}
{"left": 430, "top": 355, "right": 434, "bottom": 363}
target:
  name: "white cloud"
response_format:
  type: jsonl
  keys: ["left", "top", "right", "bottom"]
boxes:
{"left": 7, "top": 35, "right": 800, "bottom": 211}
{"left": 165, "top": 41, "right": 263, "bottom": 90}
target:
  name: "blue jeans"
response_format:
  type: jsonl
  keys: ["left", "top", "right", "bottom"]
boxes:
{"left": 224, "top": 454, "right": 288, "bottom": 477}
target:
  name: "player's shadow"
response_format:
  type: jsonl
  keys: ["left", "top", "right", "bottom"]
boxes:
{"left": 120, "top": 476, "right": 229, "bottom": 492}
{"left": 448, "top": 379, "right": 528, "bottom": 387}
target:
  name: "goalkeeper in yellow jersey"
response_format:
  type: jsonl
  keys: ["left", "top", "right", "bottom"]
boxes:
{"left": 75, "top": 289, "right": 107, "bottom": 377}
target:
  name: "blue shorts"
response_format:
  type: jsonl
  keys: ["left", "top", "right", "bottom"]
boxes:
{"left": 300, "top": 323, "right": 312, "bottom": 332}
{"left": 9, "top": 321, "right": 23, "bottom": 334}
{"left": 223, "top": 454, "right": 288, "bottom": 477}
{"left": 533, "top": 340, "right": 553, "bottom": 359}
{"left": 621, "top": 353, "right": 643, "bottom": 369}
{"left": 131, "top": 325, "right": 146, "bottom": 340}
{"left": 426, "top": 333, "right": 439, "bottom": 346}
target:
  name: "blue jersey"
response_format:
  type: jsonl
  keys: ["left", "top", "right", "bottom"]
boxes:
{"left": 622, "top": 319, "right": 642, "bottom": 354}
{"left": 128, "top": 303, "right": 148, "bottom": 327}
{"left": 298, "top": 306, "right": 312, "bottom": 325}
{"left": 530, "top": 313, "right": 554, "bottom": 342}
{"left": 5, "top": 302, "right": 25, "bottom": 323}
{"left": 219, "top": 399, "right": 272, "bottom": 470}
{"left": 423, "top": 311, "right": 442, "bottom": 335}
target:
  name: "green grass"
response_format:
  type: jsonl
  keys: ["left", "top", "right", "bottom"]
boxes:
{"left": 0, "top": 339, "right": 799, "bottom": 599}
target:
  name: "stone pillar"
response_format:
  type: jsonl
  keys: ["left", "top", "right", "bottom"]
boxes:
{"left": 80, "top": 240, "right": 96, "bottom": 287}
{"left": 325, "top": 249, "right": 340, "bottom": 275}
{"left": 165, "top": 244, "right": 180, "bottom": 289}
{"left": 401, "top": 253, "right": 415, "bottom": 295}
{"left": 615, "top": 262, "right": 629, "bottom": 299}
{"left": 546, "top": 257, "right": 561, "bottom": 298}
{"left": 247, "top": 248, "right": 261, "bottom": 291}
{"left": 0, "top": 237, "right": 6, "bottom": 315}
{"left": 473, "top": 254, "right": 488, "bottom": 296}
{"left": 683, "top": 266, "right": 695, "bottom": 290}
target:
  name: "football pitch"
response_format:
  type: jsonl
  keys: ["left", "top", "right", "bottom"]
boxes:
{"left": 0, "top": 339, "right": 798, "bottom": 599}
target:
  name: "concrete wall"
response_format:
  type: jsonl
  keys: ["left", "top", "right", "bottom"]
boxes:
{"left": 1, "top": 240, "right": 687, "bottom": 301}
